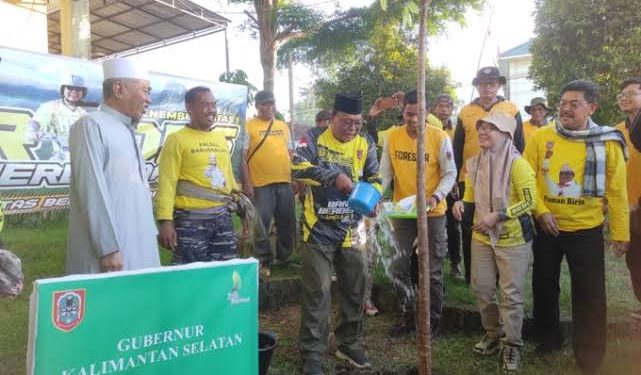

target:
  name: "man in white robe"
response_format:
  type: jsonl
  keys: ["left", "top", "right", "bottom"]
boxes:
{"left": 66, "top": 58, "right": 160, "bottom": 274}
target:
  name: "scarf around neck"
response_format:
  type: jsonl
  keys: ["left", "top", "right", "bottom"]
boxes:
{"left": 466, "top": 134, "right": 520, "bottom": 246}
{"left": 554, "top": 119, "right": 627, "bottom": 197}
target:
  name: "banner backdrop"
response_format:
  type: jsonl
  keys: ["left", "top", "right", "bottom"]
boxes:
{"left": 0, "top": 46, "right": 248, "bottom": 215}
{"left": 27, "top": 259, "right": 259, "bottom": 375}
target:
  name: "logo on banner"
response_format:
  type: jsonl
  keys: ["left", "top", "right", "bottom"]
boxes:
{"left": 52, "top": 289, "right": 86, "bottom": 332}
{"left": 227, "top": 270, "right": 250, "bottom": 305}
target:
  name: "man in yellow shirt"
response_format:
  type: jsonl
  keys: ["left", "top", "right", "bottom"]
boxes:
{"left": 454, "top": 66, "right": 524, "bottom": 284}
{"left": 523, "top": 97, "right": 551, "bottom": 144}
{"left": 293, "top": 93, "right": 381, "bottom": 375}
{"left": 367, "top": 91, "right": 443, "bottom": 148}
{"left": 380, "top": 90, "right": 457, "bottom": 336}
{"left": 156, "top": 86, "right": 239, "bottom": 263}
{"left": 616, "top": 77, "right": 641, "bottom": 323}
{"left": 433, "top": 94, "right": 463, "bottom": 279}
{"left": 524, "top": 80, "right": 629, "bottom": 373}
{"left": 240, "top": 90, "right": 295, "bottom": 276}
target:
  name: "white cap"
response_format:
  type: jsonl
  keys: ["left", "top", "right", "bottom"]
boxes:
{"left": 102, "top": 58, "right": 149, "bottom": 81}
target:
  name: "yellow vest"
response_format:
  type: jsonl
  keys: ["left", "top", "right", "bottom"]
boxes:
{"left": 245, "top": 118, "right": 292, "bottom": 186}
{"left": 457, "top": 100, "right": 519, "bottom": 181}
{"left": 523, "top": 120, "right": 552, "bottom": 145}
{"left": 616, "top": 121, "right": 641, "bottom": 205}
{"left": 386, "top": 125, "right": 449, "bottom": 216}
{"left": 523, "top": 125, "right": 629, "bottom": 241}
{"left": 155, "top": 126, "right": 238, "bottom": 220}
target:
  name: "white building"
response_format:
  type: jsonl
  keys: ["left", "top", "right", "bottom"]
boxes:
{"left": 498, "top": 40, "right": 546, "bottom": 118}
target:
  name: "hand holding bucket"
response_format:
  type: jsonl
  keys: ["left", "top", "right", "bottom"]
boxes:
{"left": 348, "top": 182, "right": 382, "bottom": 216}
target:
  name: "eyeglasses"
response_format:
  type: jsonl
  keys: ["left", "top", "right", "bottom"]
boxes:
{"left": 477, "top": 125, "right": 498, "bottom": 134}
{"left": 558, "top": 100, "right": 589, "bottom": 110}
{"left": 335, "top": 117, "right": 362, "bottom": 129}
{"left": 617, "top": 91, "right": 641, "bottom": 100}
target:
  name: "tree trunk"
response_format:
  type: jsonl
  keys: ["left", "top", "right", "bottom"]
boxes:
{"left": 416, "top": 1, "right": 432, "bottom": 374}
{"left": 256, "top": 0, "right": 277, "bottom": 92}
{"left": 260, "top": 39, "right": 277, "bottom": 92}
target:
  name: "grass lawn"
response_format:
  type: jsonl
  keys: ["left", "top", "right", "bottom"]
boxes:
{"left": 1, "top": 215, "right": 639, "bottom": 374}
{"left": 263, "top": 305, "right": 641, "bottom": 375}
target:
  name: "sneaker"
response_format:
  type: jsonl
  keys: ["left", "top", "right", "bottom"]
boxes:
{"left": 450, "top": 263, "right": 464, "bottom": 280}
{"left": 501, "top": 345, "right": 520, "bottom": 373}
{"left": 390, "top": 312, "right": 416, "bottom": 336}
{"left": 364, "top": 300, "right": 379, "bottom": 316}
{"left": 259, "top": 264, "right": 271, "bottom": 278}
{"left": 473, "top": 334, "right": 500, "bottom": 355}
{"left": 336, "top": 346, "right": 371, "bottom": 369}
{"left": 303, "top": 358, "right": 324, "bottom": 375}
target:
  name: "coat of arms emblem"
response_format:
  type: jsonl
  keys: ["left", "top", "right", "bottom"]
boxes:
{"left": 52, "top": 289, "right": 85, "bottom": 332}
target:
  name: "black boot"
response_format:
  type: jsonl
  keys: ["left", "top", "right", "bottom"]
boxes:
{"left": 390, "top": 311, "right": 416, "bottom": 337}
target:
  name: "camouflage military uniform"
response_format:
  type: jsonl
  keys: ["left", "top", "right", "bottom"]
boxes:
{"left": 172, "top": 207, "right": 237, "bottom": 263}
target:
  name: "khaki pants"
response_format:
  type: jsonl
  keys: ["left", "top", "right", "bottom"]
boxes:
{"left": 299, "top": 241, "right": 367, "bottom": 361}
{"left": 471, "top": 239, "right": 531, "bottom": 347}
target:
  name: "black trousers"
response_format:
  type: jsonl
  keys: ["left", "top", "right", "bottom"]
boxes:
{"left": 446, "top": 193, "right": 462, "bottom": 267}
{"left": 627, "top": 229, "right": 641, "bottom": 303}
{"left": 458, "top": 182, "right": 472, "bottom": 283}
{"left": 533, "top": 225, "right": 606, "bottom": 372}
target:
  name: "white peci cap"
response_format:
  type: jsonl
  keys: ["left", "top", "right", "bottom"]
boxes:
{"left": 102, "top": 58, "right": 149, "bottom": 81}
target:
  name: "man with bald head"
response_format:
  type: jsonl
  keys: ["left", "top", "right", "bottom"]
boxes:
{"left": 66, "top": 58, "right": 160, "bottom": 274}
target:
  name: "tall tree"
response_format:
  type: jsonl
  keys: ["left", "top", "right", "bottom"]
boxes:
{"left": 530, "top": 0, "right": 641, "bottom": 124}
{"left": 229, "top": 0, "right": 322, "bottom": 91}
{"left": 415, "top": 0, "right": 433, "bottom": 373}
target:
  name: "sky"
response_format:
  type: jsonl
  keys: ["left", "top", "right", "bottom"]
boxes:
{"left": 129, "top": 0, "right": 536, "bottom": 119}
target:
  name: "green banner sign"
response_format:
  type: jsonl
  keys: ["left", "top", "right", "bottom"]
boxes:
{"left": 27, "top": 259, "right": 258, "bottom": 375}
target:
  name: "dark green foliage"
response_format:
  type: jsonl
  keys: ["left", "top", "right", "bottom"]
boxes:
{"left": 530, "top": 0, "right": 641, "bottom": 124}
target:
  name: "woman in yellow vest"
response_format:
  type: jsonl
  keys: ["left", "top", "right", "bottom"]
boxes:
{"left": 452, "top": 113, "right": 536, "bottom": 373}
